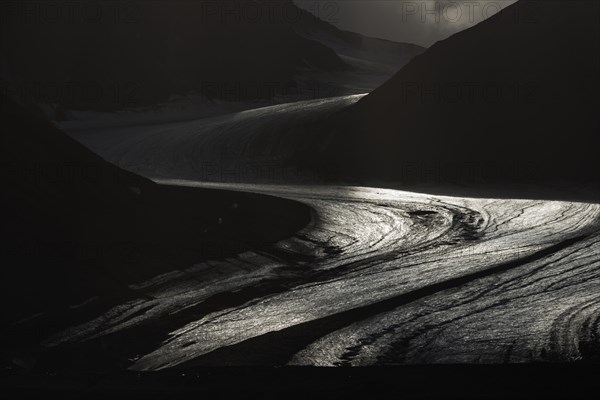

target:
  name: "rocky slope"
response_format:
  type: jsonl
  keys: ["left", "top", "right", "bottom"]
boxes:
{"left": 297, "top": 0, "right": 599, "bottom": 190}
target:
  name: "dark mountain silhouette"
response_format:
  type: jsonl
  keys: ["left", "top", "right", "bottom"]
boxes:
{"left": 0, "top": 95, "right": 310, "bottom": 331}
{"left": 292, "top": 4, "right": 425, "bottom": 73}
{"left": 297, "top": 0, "right": 599, "bottom": 191}
{"left": 0, "top": 1, "right": 347, "bottom": 111}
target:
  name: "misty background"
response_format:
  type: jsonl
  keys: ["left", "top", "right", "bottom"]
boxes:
{"left": 295, "top": 0, "right": 518, "bottom": 47}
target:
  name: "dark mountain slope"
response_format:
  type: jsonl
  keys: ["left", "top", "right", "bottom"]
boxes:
{"left": 0, "top": 95, "right": 310, "bottom": 329}
{"left": 0, "top": 1, "right": 346, "bottom": 111}
{"left": 299, "top": 0, "right": 599, "bottom": 190}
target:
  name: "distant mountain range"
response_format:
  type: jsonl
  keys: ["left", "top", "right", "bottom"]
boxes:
{"left": 292, "top": 4, "right": 424, "bottom": 75}
{"left": 297, "top": 0, "right": 599, "bottom": 189}
{"left": 0, "top": 0, "right": 423, "bottom": 112}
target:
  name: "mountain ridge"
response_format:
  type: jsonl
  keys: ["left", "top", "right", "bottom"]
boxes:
{"left": 295, "top": 0, "right": 599, "bottom": 189}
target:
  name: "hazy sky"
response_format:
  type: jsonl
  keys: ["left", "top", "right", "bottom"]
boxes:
{"left": 294, "top": 0, "right": 518, "bottom": 47}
